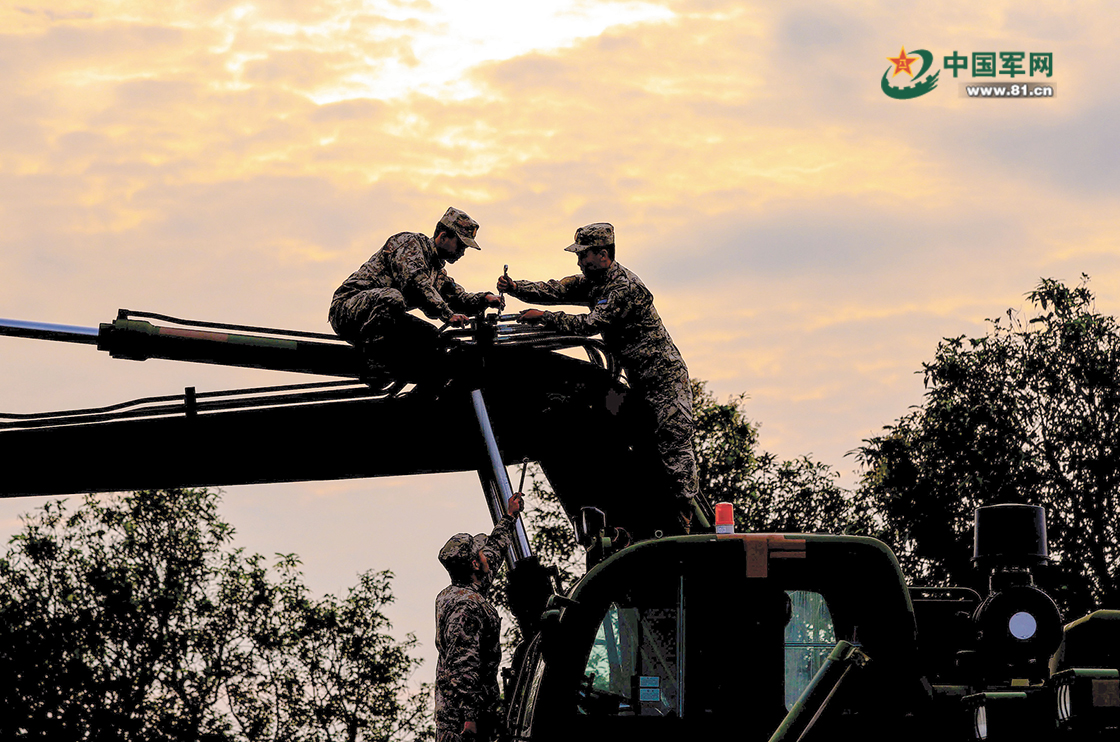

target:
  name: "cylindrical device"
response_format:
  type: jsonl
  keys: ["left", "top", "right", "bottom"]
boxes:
{"left": 471, "top": 389, "right": 532, "bottom": 562}
{"left": 971, "top": 584, "right": 1063, "bottom": 674}
{"left": 0, "top": 318, "right": 99, "bottom": 345}
{"left": 1, "top": 313, "right": 362, "bottom": 377}
{"left": 97, "top": 318, "right": 359, "bottom": 377}
{"left": 767, "top": 640, "right": 870, "bottom": 742}
{"left": 973, "top": 504, "right": 1049, "bottom": 568}
{"left": 715, "top": 501, "right": 735, "bottom": 534}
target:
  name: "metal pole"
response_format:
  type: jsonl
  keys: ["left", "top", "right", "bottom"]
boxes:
{"left": 471, "top": 388, "right": 532, "bottom": 562}
{"left": 0, "top": 318, "right": 99, "bottom": 345}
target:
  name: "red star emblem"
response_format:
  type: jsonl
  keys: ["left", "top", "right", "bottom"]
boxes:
{"left": 887, "top": 46, "right": 919, "bottom": 77}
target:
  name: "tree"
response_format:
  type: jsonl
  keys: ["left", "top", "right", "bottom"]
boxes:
{"left": 492, "top": 379, "right": 869, "bottom": 649}
{"left": 691, "top": 380, "right": 872, "bottom": 535}
{"left": 0, "top": 488, "right": 433, "bottom": 742}
{"left": 855, "top": 276, "right": 1120, "bottom": 617}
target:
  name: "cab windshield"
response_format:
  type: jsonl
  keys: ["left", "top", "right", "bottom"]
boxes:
{"left": 580, "top": 581, "right": 839, "bottom": 718}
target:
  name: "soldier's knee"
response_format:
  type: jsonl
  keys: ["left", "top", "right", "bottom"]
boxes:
{"left": 337, "top": 289, "right": 405, "bottom": 343}
{"left": 363, "top": 289, "right": 406, "bottom": 326}
{"left": 328, "top": 299, "right": 353, "bottom": 340}
{"left": 376, "top": 288, "right": 406, "bottom": 311}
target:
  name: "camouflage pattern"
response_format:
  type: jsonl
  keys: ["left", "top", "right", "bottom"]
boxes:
{"left": 434, "top": 515, "right": 517, "bottom": 741}
{"left": 564, "top": 222, "right": 614, "bottom": 252}
{"left": 508, "top": 260, "right": 699, "bottom": 499}
{"left": 439, "top": 532, "right": 490, "bottom": 573}
{"left": 641, "top": 362, "right": 700, "bottom": 502}
{"left": 329, "top": 230, "right": 491, "bottom": 344}
{"left": 439, "top": 207, "right": 481, "bottom": 250}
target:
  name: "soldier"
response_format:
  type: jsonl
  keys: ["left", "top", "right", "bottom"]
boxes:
{"left": 496, "top": 223, "right": 700, "bottom": 529}
{"left": 435, "top": 491, "right": 525, "bottom": 742}
{"left": 329, "top": 207, "right": 504, "bottom": 381}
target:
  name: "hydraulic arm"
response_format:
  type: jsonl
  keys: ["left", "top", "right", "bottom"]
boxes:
{"left": 1, "top": 310, "right": 361, "bottom": 377}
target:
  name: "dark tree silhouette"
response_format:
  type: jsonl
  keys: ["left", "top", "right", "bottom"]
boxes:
{"left": 0, "top": 488, "right": 434, "bottom": 742}
{"left": 856, "top": 276, "right": 1120, "bottom": 617}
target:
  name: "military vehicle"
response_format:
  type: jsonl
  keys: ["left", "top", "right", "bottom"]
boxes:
{"left": 506, "top": 504, "right": 1120, "bottom": 741}
{"left": 2, "top": 310, "right": 1117, "bottom": 741}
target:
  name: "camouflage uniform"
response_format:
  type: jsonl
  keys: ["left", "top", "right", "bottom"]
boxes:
{"left": 506, "top": 224, "right": 699, "bottom": 501}
{"left": 328, "top": 208, "right": 491, "bottom": 369}
{"left": 435, "top": 516, "right": 517, "bottom": 742}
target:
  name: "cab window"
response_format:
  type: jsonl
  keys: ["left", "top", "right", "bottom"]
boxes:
{"left": 578, "top": 585, "right": 838, "bottom": 718}
{"left": 783, "top": 590, "right": 838, "bottom": 709}
{"left": 579, "top": 580, "right": 683, "bottom": 717}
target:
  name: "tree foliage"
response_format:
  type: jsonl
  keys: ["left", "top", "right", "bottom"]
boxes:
{"left": 855, "top": 276, "right": 1120, "bottom": 617}
{"left": 691, "top": 380, "right": 871, "bottom": 535}
{"left": 0, "top": 488, "right": 433, "bottom": 742}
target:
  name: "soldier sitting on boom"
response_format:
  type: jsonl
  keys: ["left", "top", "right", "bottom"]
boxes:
{"left": 329, "top": 207, "right": 503, "bottom": 383}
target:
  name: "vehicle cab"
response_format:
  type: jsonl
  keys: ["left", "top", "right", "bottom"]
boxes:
{"left": 504, "top": 533, "right": 934, "bottom": 742}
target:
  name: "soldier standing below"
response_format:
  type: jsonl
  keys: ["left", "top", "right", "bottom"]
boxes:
{"left": 496, "top": 223, "right": 700, "bottom": 529}
{"left": 329, "top": 207, "right": 504, "bottom": 381}
{"left": 435, "top": 491, "right": 525, "bottom": 742}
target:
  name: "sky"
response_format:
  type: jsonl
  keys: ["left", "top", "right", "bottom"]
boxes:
{"left": 2, "top": 0, "right": 1119, "bottom": 690}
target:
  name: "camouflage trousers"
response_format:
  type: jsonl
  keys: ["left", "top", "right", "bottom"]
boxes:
{"left": 329, "top": 287, "right": 438, "bottom": 344}
{"left": 632, "top": 364, "right": 699, "bottom": 501}
{"left": 329, "top": 287, "right": 446, "bottom": 378}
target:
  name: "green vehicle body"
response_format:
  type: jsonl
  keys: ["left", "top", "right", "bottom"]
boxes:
{"left": 503, "top": 532, "right": 1119, "bottom": 741}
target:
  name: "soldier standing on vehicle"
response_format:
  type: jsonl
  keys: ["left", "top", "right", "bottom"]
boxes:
{"left": 496, "top": 223, "right": 700, "bottom": 529}
{"left": 435, "top": 491, "right": 525, "bottom": 742}
{"left": 328, "top": 207, "right": 504, "bottom": 381}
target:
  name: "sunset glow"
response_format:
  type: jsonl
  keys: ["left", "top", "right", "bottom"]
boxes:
{"left": 3, "top": 0, "right": 1118, "bottom": 690}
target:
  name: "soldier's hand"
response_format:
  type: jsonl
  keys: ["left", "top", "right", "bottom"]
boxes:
{"left": 448, "top": 313, "right": 470, "bottom": 327}
{"left": 484, "top": 292, "right": 505, "bottom": 310}
{"left": 496, "top": 274, "right": 516, "bottom": 293}
{"left": 517, "top": 309, "right": 544, "bottom": 324}
{"left": 507, "top": 491, "right": 524, "bottom": 519}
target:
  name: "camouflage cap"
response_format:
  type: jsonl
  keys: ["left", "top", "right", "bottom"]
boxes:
{"left": 564, "top": 222, "right": 614, "bottom": 253}
{"left": 439, "top": 207, "right": 481, "bottom": 250}
{"left": 438, "top": 532, "right": 488, "bottom": 573}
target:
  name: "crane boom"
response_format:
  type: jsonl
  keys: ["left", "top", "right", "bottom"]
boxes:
{"left": 1, "top": 309, "right": 696, "bottom": 541}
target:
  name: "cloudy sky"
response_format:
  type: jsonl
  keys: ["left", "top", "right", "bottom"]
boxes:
{"left": 2, "top": 0, "right": 1118, "bottom": 686}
